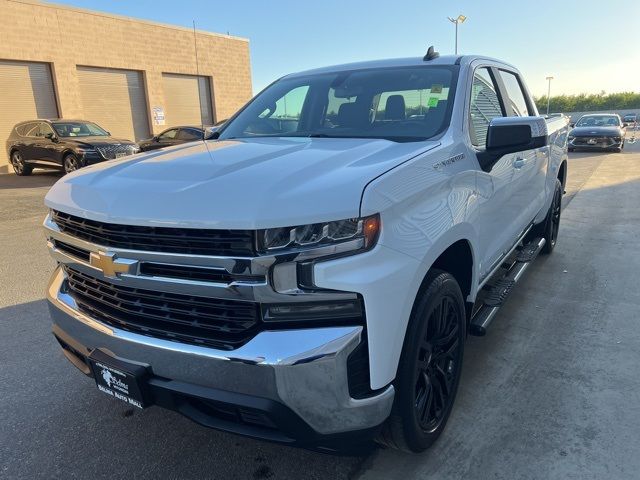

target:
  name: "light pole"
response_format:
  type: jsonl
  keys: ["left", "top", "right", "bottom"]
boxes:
{"left": 447, "top": 15, "right": 467, "bottom": 54}
{"left": 545, "top": 76, "right": 554, "bottom": 115}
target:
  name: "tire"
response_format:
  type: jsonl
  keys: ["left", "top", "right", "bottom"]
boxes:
{"left": 10, "top": 150, "right": 33, "bottom": 176}
{"left": 63, "top": 153, "right": 82, "bottom": 174}
{"left": 533, "top": 178, "right": 562, "bottom": 254}
{"left": 378, "top": 270, "right": 466, "bottom": 452}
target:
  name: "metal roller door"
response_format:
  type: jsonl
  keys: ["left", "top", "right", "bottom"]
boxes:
{"left": 162, "top": 73, "right": 213, "bottom": 127}
{"left": 77, "top": 66, "right": 149, "bottom": 142}
{"left": 0, "top": 60, "right": 58, "bottom": 169}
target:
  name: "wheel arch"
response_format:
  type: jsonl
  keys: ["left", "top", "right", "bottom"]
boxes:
{"left": 558, "top": 160, "right": 567, "bottom": 190}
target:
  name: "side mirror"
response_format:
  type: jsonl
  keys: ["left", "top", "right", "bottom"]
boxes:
{"left": 45, "top": 132, "right": 57, "bottom": 142}
{"left": 476, "top": 116, "right": 548, "bottom": 172}
{"left": 569, "top": 123, "right": 575, "bottom": 128}
{"left": 152, "top": 136, "right": 159, "bottom": 142}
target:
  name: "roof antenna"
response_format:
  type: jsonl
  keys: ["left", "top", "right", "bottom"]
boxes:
{"left": 424, "top": 46, "right": 440, "bottom": 61}
{"left": 193, "top": 20, "right": 205, "bottom": 142}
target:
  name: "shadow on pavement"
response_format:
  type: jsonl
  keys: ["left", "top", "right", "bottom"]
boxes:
{"left": 0, "top": 170, "right": 62, "bottom": 190}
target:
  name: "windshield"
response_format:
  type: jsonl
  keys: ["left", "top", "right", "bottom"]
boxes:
{"left": 52, "top": 122, "right": 109, "bottom": 137}
{"left": 575, "top": 115, "right": 620, "bottom": 127}
{"left": 219, "top": 66, "right": 457, "bottom": 143}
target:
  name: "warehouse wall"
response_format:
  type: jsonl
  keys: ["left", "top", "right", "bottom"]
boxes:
{"left": 0, "top": 0, "right": 252, "bottom": 171}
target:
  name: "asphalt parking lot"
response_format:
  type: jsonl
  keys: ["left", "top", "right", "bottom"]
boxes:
{"left": 1, "top": 141, "right": 639, "bottom": 479}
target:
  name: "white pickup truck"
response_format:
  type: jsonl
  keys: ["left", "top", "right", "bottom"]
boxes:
{"left": 44, "top": 49, "right": 568, "bottom": 452}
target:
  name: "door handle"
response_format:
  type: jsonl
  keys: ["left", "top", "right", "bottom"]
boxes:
{"left": 513, "top": 158, "right": 526, "bottom": 169}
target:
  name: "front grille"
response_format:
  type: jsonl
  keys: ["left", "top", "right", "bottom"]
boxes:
{"left": 572, "top": 136, "right": 614, "bottom": 146}
{"left": 96, "top": 144, "right": 138, "bottom": 160}
{"left": 64, "top": 267, "right": 261, "bottom": 350}
{"left": 52, "top": 210, "right": 256, "bottom": 257}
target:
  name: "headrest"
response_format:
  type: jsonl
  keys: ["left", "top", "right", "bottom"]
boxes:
{"left": 385, "top": 95, "right": 406, "bottom": 120}
{"left": 337, "top": 103, "right": 361, "bottom": 127}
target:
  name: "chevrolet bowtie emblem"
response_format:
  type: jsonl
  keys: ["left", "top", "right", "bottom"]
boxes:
{"left": 89, "top": 251, "right": 137, "bottom": 278}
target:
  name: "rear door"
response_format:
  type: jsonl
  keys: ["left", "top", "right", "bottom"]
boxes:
{"left": 22, "top": 122, "right": 44, "bottom": 161}
{"left": 38, "top": 122, "right": 59, "bottom": 164}
{"left": 495, "top": 69, "right": 548, "bottom": 233}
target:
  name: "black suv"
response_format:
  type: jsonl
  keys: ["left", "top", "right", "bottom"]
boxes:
{"left": 5, "top": 119, "right": 140, "bottom": 176}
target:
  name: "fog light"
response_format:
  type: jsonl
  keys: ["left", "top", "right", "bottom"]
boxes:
{"left": 262, "top": 300, "right": 363, "bottom": 323}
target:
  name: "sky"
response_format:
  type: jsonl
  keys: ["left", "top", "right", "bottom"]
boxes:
{"left": 54, "top": 0, "right": 640, "bottom": 98}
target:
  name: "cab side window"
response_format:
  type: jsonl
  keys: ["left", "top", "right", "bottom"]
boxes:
{"left": 498, "top": 70, "right": 531, "bottom": 117}
{"left": 25, "top": 123, "right": 41, "bottom": 137}
{"left": 178, "top": 128, "right": 201, "bottom": 141}
{"left": 39, "top": 123, "right": 55, "bottom": 137}
{"left": 159, "top": 129, "right": 178, "bottom": 140}
{"left": 469, "top": 68, "right": 504, "bottom": 148}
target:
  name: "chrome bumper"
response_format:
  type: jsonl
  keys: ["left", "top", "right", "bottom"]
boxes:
{"left": 47, "top": 266, "right": 394, "bottom": 436}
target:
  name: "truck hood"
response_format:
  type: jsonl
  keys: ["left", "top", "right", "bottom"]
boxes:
{"left": 45, "top": 137, "right": 437, "bottom": 229}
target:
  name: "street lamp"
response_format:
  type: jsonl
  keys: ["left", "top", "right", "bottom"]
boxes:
{"left": 447, "top": 15, "right": 467, "bottom": 55}
{"left": 545, "top": 76, "right": 554, "bottom": 115}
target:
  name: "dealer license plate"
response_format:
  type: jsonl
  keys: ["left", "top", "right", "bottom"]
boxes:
{"left": 88, "top": 350, "right": 149, "bottom": 409}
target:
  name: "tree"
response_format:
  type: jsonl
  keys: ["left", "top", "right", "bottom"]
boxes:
{"left": 534, "top": 92, "right": 640, "bottom": 113}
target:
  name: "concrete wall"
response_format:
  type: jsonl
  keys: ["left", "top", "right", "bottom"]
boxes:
{"left": 0, "top": 0, "right": 252, "bottom": 171}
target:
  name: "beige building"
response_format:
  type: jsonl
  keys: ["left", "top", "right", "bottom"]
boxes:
{"left": 0, "top": 0, "right": 252, "bottom": 172}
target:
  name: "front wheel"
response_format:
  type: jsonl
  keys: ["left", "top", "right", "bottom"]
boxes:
{"left": 63, "top": 154, "right": 82, "bottom": 174}
{"left": 378, "top": 270, "right": 466, "bottom": 452}
{"left": 10, "top": 151, "right": 32, "bottom": 176}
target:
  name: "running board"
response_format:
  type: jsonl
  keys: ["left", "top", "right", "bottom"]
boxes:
{"left": 470, "top": 237, "right": 546, "bottom": 336}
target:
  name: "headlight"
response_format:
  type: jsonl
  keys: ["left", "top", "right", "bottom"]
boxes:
{"left": 258, "top": 214, "right": 380, "bottom": 254}
{"left": 75, "top": 146, "right": 97, "bottom": 154}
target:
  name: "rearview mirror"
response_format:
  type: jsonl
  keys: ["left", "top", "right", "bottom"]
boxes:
{"left": 476, "top": 116, "right": 548, "bottom": 172}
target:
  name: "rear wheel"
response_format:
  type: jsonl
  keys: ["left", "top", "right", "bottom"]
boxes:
{"left": 533, "top": 178, "right": 562, "bottom": 254}
{"left": 378, "top": 270, "right": 465, "bottom": 452}
{"left": 63, "top": 154, "right": 81, "bottom": 174}
{"left": 10, "top": 151, "right": 32, "bottom": 176}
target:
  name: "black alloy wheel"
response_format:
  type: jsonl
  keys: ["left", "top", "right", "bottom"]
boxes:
{"left": 539, "top": 178, "right": 562, "bottom": 254}
{"left": 414, "top": 295, "right": 462, "bottom": 433}
{"left": 378, "top": 270, "right": 466, "bottom": 452}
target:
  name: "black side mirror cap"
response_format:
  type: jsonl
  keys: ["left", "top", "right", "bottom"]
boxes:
{"left": 476, "top": 117, "right": 549, "bottom": 172}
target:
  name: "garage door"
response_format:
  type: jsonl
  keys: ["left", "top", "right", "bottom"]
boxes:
{"left": 77, "top": 66, "right": 149, "bottom": 142}
{"left": 162, "top": 73, "right": 213, "bottom": 127}
{"left": 0, "top": 60, "right": 58, "bottom": 170}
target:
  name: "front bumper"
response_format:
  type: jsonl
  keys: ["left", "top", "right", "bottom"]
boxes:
{"left": 47, "top": 266, "right": 394, "bottom": 447}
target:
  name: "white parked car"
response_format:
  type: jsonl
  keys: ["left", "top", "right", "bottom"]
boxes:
{"left": 44, "top": 49, "right": 568, "bottom": 452}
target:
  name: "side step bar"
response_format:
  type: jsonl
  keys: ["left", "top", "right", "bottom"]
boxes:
{"left": 469, "top": 237, "right": 546, "bottom": 336}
